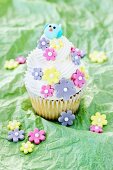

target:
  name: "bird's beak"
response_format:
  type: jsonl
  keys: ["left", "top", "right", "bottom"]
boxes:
{"left": 49, "top": 28, "right": 53, "bottom": 32}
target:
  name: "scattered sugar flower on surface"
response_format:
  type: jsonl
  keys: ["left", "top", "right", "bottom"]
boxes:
{"left": 38, "top": 37, "right": 50, "bottom": 50}
{"left": 90, "top": 125, "right": 103, "bottom": 133}
{"left": 89, "top": 51, "right": 107, "bottom": 63}
{"left": 32, "top": 68, "right": 43, "bottom": 80}
{"left": 20, "top": 141, "right": 34, "bottom": 154}
{"left": 43, "top": 48, "right": 57, "bottom": 61}
{"left": 71, "top": 69, "right": 86, "bottom": 88}
{"left": 4, "top": 59, "right": 18, "bottom": 69}
{"left": 7, "top": 120, "right": 21, "bottom": 130}
{"left": 41, "top": 85, "right": 54, "bottom": 98}
{"left": 16, "top": 56, "right": 26, "bottom": 64}
{"left": 8, "top": 129, "right": 25, "bottom": 142}
{"left": 50, "top": 38, "right": 63, "bottom": 50}
{"left": 43, "top": 67, "right": 60, "bottom": 84}
{"left": 58, "top": 110, "right": 75, "bottom": 126}
{"left": 91, "top": 112, "right": 107, "bottom": 127}
{"left": 55, "top": 78, "right": 76, "bottom": 101}
{"left": 28, "top": 128, "right": 46, "bottom": 145}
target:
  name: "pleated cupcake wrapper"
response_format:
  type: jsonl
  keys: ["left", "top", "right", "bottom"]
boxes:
{"left": 27, "top": 89, "right": 81, "bottom": 120}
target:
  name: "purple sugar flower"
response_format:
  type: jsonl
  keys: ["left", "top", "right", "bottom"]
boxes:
{"left": 8, "top": 129, "right": 25, "bottom": 142}
{"left": 38, "top": 37, "right": 50, "bottom": 50}
{"left": 54, "top": 78, "right": 76, "bottom": 101}
{"left": 32, "top": 68, "right": 43, "bottom": 80}
{"left": 58, "top": 110, "right": 75, "bottom": 126}
{"left": 80, "top": 50, "right": 86, "bottom": 58}
{"left": 71, "top": 52, "right": 81, "bottom": 65}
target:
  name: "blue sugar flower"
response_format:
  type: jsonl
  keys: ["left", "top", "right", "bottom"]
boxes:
{"left": 54, "top": 78, "right": 76, "bottom": 101}
{"left": 71, "top": 52, "right": 81, "bottom": 65}
{"left": 32, "top": 68, "right": 43, "bottom": 80}
{"left": 58, "top": 110, "right": 75, "bottom": 126}
{"left": 8, "top": 129, "right": 25, "bottom": 142}
{"left": 38, "top": 37, "right": 50, "bottom": 50}
{"left": 44, "top": 24, "right": 63, "bottom": 39}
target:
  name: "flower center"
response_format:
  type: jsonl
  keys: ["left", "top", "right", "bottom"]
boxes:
{"left": 98, "top": 118, "right": 101, "bottom": 122}
{"left": 41, "top": 41, "right": 46, "bottom": 45}
{"left": 95, "top": 126, "right": 99, "bottom": 130}
{"left": 74, "top": 56, "right": 78, "bottom": 60}
{"left": 44, "top": 89, "right": 48, "bottom": 94}
{"left": 63, "top": 87, "right": 68, "bottom": 92}
{"left": 24, "top": 144, "right": 28, "bottom": 148}
{"left": 35, "top": 133, "right": 40, "bottom": 138}
{"left": 78, "top": 76, "right": 83, "bottom": 80}
{"left": 15, "top": 132, "right": 19, "bottom": 136}
{"left": 11, "top": 122, "right": 15, "bottom": 127}
{"left": 50, "top": 74, "right": 54, "bottom": 78}
{"left": 35, "top": 72, "right": 39, "bottom": 76}
{"left": 64, "top": 117, "right": 69, "bottom": 122}
{"left": 48, "top": 52, "right": 52, "bottom": 56}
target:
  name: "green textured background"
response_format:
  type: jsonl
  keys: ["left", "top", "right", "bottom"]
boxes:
{"left": 0, "top": 0, "right": 113, "bottom": 169}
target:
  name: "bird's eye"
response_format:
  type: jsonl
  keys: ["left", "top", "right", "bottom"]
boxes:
{"left": 53, "top": 26, "right": 56, "bottom": 29}
{"left": 49, "top": 25, "right": 51, "bottom": 27}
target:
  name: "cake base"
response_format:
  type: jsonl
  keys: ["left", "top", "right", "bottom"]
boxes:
{"left": 30, "top": 95, "right": 80, "bottom": 120}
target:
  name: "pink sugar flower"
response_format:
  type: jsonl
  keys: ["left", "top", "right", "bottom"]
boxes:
{"left": 41, "top": 85, "right": 54, "bottom": 98}
{"left": 71, "top": 47, "right": 85, "bottom": 58}
{"left": 28, "top": 128, "right": 46, "bottom": 145}
{"left": 16, "top": 56, "right": 26, "bottom": 64}
{"left": 90, "top": 125, "right": 103, "bottom": 133}
{"left": 43, "top": 48, "right": 57, "bottom": 61}
{"left": 71, "top": 69, "right": 86, "bottom": 88}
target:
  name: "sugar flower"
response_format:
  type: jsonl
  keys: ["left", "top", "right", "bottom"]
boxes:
{"left": 7, "top": 120, "right": 21, "bottom": 130}
{"left": 28, "top": 128, "right": 46, "bottom": 145}
{"left": 43, "top": 67, "right": 60, "bottom": 84}
{"left": 71, "top": 69, "right": 86, "bottom": 88}
{"left": 32, "top": 68, "right": 43, "bottom": 80}
{"left": 71, "top": 52, "right": 81, "bottom": 65}
{"left": 91, "top": 112, "right": 107, "bottom": 127}
{"left": 71, "top": 47, "right": 86, "bottom": 58}
{"left": 90, "top": 125, "right": 103, "bottom": 133}
{"left": 16, "top": 56, "right": 26, "bottom": 64}
{"left": 41, "top": 85, "right": 54, "bottom": 98}
{"left": 8, "top": 129, "right": 25, "bottom": 142}
{"left": 58, "top": 110, "right": 75, "bottom": 126}
{"left": 4, "top": 59, "right": 18, "bottom": 69}
{"left": 43, "top": 48, "right": 57, "bottom": 61}
{"left": 50, "top": 38, "right": 63, "bottom": 50}
{"left": 38, "top": 37, "right": 50, "bottom": 50}
{"left": 89, "top": 51, "right": 107, "bottom": 63}
{"left": 20, "top": 141, "right": 34, "bottom": 154}
{"left": 55, "top": 78, "right": 76, "bottom": 101}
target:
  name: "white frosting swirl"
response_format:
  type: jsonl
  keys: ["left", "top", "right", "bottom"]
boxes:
{"left": 25, "top": 36, "right": 86, "bottom": 100}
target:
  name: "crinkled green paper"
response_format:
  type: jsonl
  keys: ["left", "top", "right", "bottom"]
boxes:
{"left": 0, "top": 0, "right": 113, "bottom": 170}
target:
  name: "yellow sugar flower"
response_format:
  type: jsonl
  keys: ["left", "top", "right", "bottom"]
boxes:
{"left": 50, "top": 39, "right": 63, "bottom": 50}
{"left": 20, "top": 141, "right": 34, "bottom": 154}
{"left": 43, "top": 67, "right": 60, "bottom": 84}
{"left": 7, "top": 120, "right": 21, "bottom": 130}
{"left": 89, "top": 51, "right": 107, "bottom": 63}
{"left": 4, "top": 59, "right": 18, "bottom": 69}
{"left": 91, "top": 112, "right": 107, "bottom": 127}
{"left": 80, "top": 66, "right": 89, "bottom": 80}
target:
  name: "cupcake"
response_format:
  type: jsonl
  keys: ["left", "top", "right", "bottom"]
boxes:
{"left": 25, "top": 24, "right": 87, "bottom": 120}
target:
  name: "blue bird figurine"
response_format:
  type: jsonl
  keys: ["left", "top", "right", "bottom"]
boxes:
{"left": 44, "top": 24, "right": 63, "bottom": 39}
